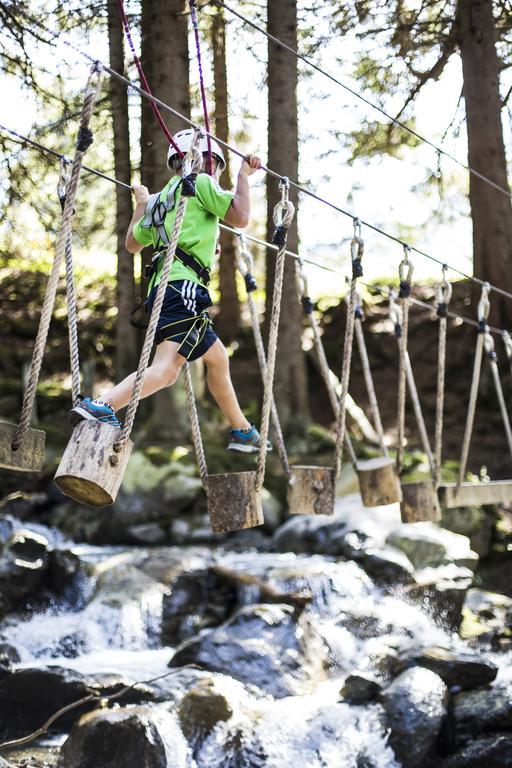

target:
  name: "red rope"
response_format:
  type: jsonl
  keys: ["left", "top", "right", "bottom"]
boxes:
{"left": 115, "top": 0, "right": 184, "bottom": 157}
{"left": 189, "top": 0, "right": 213, "bottom": 174}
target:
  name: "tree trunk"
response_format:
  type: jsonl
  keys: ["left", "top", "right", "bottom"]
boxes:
{"left": 457, "top": 0, "right": 512, "bottom": 327}
{"left": 266, "top": 0, "right": 309, "bottom": 430}
{"left": 140, "top": 0, "right": 191, "bottom": 441}
{"left": 107, "top": 0, "right": 136, "bottom": 379}
{"left": 211, "top": 5, "right": 241, "bottom": 340}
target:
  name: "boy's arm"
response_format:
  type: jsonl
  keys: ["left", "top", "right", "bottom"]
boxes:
{"left": 125, "top": 185, "right": 150, "bottom": 253}
{"left": 224, "top": 155, "right": 261, "bottom": 229}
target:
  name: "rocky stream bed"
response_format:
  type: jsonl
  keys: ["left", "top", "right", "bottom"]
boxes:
{"left": 0, "top": 454, "right": 511, "bottom": 768}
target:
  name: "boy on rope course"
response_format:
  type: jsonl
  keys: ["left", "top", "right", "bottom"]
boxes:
{"left": 71, "top": 129, "right": 270, "bottom": 454}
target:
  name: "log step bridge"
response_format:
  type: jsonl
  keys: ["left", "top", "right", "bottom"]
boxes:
{"left": 438, "top": 481, "right": 512, "bottom": 508}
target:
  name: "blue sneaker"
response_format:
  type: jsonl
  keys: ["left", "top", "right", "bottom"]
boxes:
{"left": 227, "top": 425, "right": 272, "bottom": 454}
{"left": 69, "top": 397, "right": 122, "bottom": 428}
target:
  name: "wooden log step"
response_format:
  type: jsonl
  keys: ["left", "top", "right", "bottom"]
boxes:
{"left": 54, "top": 420, "right": 133, "bottom": 507}
{"left": 206, "top": 471, "right": 263, "bottom": 533}
{"left": 356, "top": 457, "right": 402, "bottom": 507}
{"left": 0, "top": 421, "right": 45, "bottom": 473}
{"left": 287, "top": 465, "right": 335, "bottom": 516}
{"left": 400, "top": 480, "right": 441, "bottom": 523}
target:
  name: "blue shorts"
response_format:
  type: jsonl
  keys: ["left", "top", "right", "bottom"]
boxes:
{"left": 147, "top": 279, "right": 218, "bottom": 361}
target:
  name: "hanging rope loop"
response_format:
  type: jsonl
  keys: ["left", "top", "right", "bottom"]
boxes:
{"left": 256, "top": 182, "right": 296, "bottom": 490}
{"left": 398, "top": 245, "right": 413, "bottom": 299}
{"left": 236, "top": 233, "right": 258, "bottom": 293}
{"left": 296, "top": 257, "right": 313, "bottom": 315}
{"left": 478, "top": 282, "right": 491, "bottom": 332}
{"left": 11, "top": 62, "right": 102, "bottom": 453}
{"left": 350, "top": 218, "right": 364, "bottom": 278}
{"left": 57, "top": 157, "right": 71, "bottom": 211}
{"left": 389, "top": 289, "right": 403, "bottom": 338}
{"left": 484, "top": 329, "right": 497, "bottom": 361}
{"left": 435, "top": 264, "right": 452, "bottom": 318}
{"left": 272, "top": 177, "right": 294, "bottom": 246}
{"left": 354, "top": 285, "right": 364, "bottom": 321}
{"left": 181, "top": 132, "right": 202, "bottom": 196}
{"left": 503, "top": 331, "right": 512, "bottom": 365}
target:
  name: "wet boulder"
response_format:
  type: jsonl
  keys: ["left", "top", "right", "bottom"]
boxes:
{"left": 460, "top": 588, "right": 512, "bottom": 646}
{"left": 0, "top": 528, "right": 50, "bottom": 617}
{"left": 403, "top": 646, "right": 498, "bottom": 690}
{"left": 440, "top": 504, "right": 496, "bottom": 558}
{"left": 380, "top": 667, "right": 448, "bottom": 767}
{"left": 452, "top": 684, "right": 512, "bottom": 748}
{"left": 272, "top": 514, "right": 351, "bottom": 556}
{"left": 59, "top": 706, "right": 189, "bottom": 768}
{"left": 386, "top": 523, "right": 478, "bottom": 571}
{"left": 340, "top": 672, "right": 382, "bottom": 704}
{"left": 178, "top": 677, "right": 244, "bottom": 755}
{"left": 0, "top": 666, "right": 154, "bottom": 740}
{"left": 405, "top": 564, "right": 474, "bottom": 630}
{"left": 161, "top": 568, "right": 234, "bottom": 645}
{"left": 439, "top": 734, "right": 512, "bottom": 767}
{"left": 169, "top": 603, "right": 329, "bottom": 698}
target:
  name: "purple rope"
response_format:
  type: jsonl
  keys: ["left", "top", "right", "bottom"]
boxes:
{"left": 189, "top": 0, "right": 213, "bottom": 174}
{"left": 116, "top": 0, "right": 184, "bottom": 156}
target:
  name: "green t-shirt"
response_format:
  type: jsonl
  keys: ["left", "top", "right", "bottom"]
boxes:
{"left": 133, "top": 173, "right": 234, "bottom": 291}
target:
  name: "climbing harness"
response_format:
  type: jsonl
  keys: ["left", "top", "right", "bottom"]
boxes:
{"left": 438, "top": 286, "right": 512, "bottom": 508}
{"left": 390, "top": 249, "right": 441, "bottom": 522}
{"left": 0, "top": 64, "right": 101, "bottom": 474}
{"left": 54, "top": 132, "right": 203, "bottom": 507}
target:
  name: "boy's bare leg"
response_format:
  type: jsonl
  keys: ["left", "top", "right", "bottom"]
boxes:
{"left": 102, "top": 340, "right": 185, "bottom": 411}
{"left": 202, "top": 339, "right": 251, "bottom": 430}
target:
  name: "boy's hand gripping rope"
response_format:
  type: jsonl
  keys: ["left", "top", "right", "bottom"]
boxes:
{"left": 457, "top": 283, "right": 491, "bottom": 487}
{"left": 236, "top": 234, "right": 291, "bottom": 479}
{"left": 114, "top": 133, "right": 203, "bottom": 453}
{"left": 256, "top": 179, "right": 295, "bottom": 491}
{"left": 333, "top": 219, "right": 364, "bottom": 479}
{"left": 433, "top": 265, "right": 452, "bottom": 488}
{"left": 12, "top": 64, "right": 102, "bottom": 452}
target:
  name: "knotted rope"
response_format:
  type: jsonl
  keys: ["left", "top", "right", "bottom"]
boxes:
{"left": 183, "top": 362, "right": 209, "bottom": 483}
{"left": 296, "top": 261, "right": 357, "bottom": 466}
{"left": 255, "top": 179, "right": 295, "bottom": 492}
{"left": 433, "top": 265, "right": 452, "bottom": 488}
{"left": 114, "top": 134, "right": 203, "bottom": 452}
{"left": 457, "top": 283, "right": 490, "bottom": 487}
{"left": 333, "top": 220, "right": 363, "bottom": 479}
{"left": 12, "top": 64, "right": 102, "bottom": 451}
{"left": 58, "top": 158, "right": 81, "bottom": 406}
{"left": 393, "top": 246, "right": 413, "bottom": 474}
{"left": 352, "top": 285, "right": 389, "bottom": 457}
{"left": 236, "top": 234, "right": 291, "bottom": 479}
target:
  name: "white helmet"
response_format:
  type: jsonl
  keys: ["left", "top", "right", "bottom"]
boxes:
{"left": 167, "top": 128, "right": 226, "bottom": 171}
